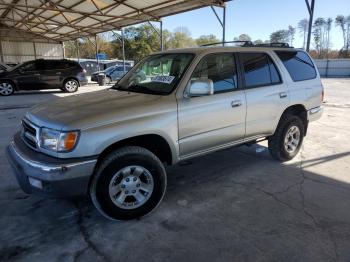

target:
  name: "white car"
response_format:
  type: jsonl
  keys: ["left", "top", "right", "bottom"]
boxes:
{"left": 7, "top": 42, "right": 323, "bottom": 220}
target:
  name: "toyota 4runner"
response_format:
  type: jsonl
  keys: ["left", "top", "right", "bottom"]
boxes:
{"left": 6, "top": 43, "right": 323, "bottom": 220}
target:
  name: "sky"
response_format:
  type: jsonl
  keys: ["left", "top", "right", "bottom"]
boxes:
{"left": 161, "top": 0, "right": 350, "bottom": 49}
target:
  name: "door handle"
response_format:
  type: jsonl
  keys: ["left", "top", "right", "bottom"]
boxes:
{"left": 231, "top": 100, "right": 242, "bottom": 108}
{"left": 56, "top": 72, "right": 61, "bottom": 75}
{"left": 279, "top": 92, "right": 287, "bottom": 98}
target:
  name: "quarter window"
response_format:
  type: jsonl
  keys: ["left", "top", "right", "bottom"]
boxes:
{"left": 275, "top": 51, "right": 316, "bottom": 81}
{"left": 191, "top": 53, "right": 238, "bottom": 94}
{"left": 240, "top": 53, "right": 281, "bottom": 88}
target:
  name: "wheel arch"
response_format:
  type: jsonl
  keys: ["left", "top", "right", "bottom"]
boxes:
{"left": 1, "top": 78, "right": 18, "bottom": 90}
{"left": 96, "top": 134, "right": 173, "bottom": 167}
{"left": 276, "top": 104, "right": 308, "bottom": 136}
{"left": 63, "top": 77, "right": 80, "bottom": 87}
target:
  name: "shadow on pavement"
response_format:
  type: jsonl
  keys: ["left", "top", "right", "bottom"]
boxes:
{"left": 1, "top": 144, "right": 350, "bottom": 262}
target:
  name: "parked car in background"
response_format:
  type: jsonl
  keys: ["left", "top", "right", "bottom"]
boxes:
{"left": 0, "top": 59, "right": 88, "bottom": 96}
{"left": 91, "top": 65, "right": 132, "bottom": 84}
{"left": 0, "top": 62, "right": 10, "bottom": 73}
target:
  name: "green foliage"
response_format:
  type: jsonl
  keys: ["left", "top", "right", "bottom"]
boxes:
{"left": 233, "top": 34, "right": 251, "bottom": 41}
{"left": 195, "top": 34, "right": 220, "bottom": 46}
{"left": 270, "top": 30, "right": 290, "bottom": 43}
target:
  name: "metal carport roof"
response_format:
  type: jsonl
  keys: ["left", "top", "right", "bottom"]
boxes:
{"left": 0, "top": 0, "right": 227, "bottom": 42}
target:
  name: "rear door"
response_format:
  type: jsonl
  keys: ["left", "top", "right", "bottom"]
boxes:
{"left": 274, "top": 50, "right": 321, "bottom": 110}
{"left": 239, "top": 52, "right": 288, "bottom": 138}
{"left": 37, "top": 60, "right": 62, "bottom": 89}
{"left": 178, "top": 52, "right": 246, "bottom": 157}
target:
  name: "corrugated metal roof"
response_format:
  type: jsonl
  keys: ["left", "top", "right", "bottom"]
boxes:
{"left": 0, "top": 0, "right": 227, "bottom": 42}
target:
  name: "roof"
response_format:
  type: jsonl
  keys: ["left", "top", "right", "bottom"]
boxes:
{"left": 0, "top": 0, "right": 227, "bottom": 42}
{"left": 154, "top": 45, "right": 298, "bottom": 55}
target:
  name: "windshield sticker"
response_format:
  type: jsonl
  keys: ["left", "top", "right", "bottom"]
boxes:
{"left": 152, "top": 75, "right": 175, "bottom": 84}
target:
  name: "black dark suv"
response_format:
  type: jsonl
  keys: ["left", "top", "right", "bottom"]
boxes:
{"left": 0, "top": 59, "right": 88, "bottom": 96}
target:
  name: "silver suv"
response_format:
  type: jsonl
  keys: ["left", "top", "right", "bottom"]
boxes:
{"left": 6, "top": 44, "right": 323, "bottom": 220}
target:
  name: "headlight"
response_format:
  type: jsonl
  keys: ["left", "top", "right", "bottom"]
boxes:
{"left": 40, "top": 128, "right": 79, "bottom": 152}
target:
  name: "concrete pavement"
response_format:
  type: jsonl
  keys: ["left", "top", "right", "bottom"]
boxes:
{"left": 0, "top": 79, "right": 350, "bottom": 262}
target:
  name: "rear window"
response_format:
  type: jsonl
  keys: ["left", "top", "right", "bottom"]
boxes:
{"left": 239, "top": 53, "right": 281, "bottom": 88}
{"left": 275, "top": 51, "right": 316, "bottom": 81}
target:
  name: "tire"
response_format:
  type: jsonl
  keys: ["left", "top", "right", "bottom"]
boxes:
{"left": 62, "top": 79, "right": 79, "bottom": 93}
{"left": 90, "top": 146, "right": 167, "bottom": 220}
{"left": 0, "top": 81, "right": 15, "bottom": 96}
{"left": 268, "top": 114, "right": 305, "bottom": 162}
{"left": 105, "top": 76, "right": 112, "bottom": 85}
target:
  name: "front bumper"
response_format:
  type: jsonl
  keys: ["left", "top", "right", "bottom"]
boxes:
{"left": 308, "top": 106, "right": 323, "bottom": 122}
{"left": 6, "top": 136, "right": 97, "bottom": 197}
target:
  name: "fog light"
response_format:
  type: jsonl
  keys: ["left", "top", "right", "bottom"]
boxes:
{"left": 28, "top": 177, "right": 43, "bottom": 189}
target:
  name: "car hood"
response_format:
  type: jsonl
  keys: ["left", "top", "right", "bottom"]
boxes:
{"left": 26, "top": 89, "right": 167, "bottom": 130}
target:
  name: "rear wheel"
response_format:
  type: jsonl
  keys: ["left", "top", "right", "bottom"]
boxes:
{"left": 0, "top": 81, "right": 14, "bottom": 96}
{"left": 90, "top": 146, "right": 167, "bottom": 220}
{"left": 62, "top": 79, "right": 79, "bottom": 93}
{"left": 105, "top": 76, "right": 112, "bottom": 85}
{"left": 268, "top": 114, "right": 304, "bottom": 161}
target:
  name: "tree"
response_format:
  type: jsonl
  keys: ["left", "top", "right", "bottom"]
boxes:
{"left": 167, "top": 27, "right": 195, "bottom": 49}
{"left": 253, "top": 39, "right": 264, "bottom": 45}
{"left": 335, "top": 15, "right": 350, "bottom": 57}
{"left": 313, "top": 17, "right": 334, "bottom": 58}
{"left": 288, "top": 25, "right": 296, "bottom": 46}
{"left": 234, "top": 34, "right": 251, "bottom": 42}
{"left": 270, "top": 30, "right": 290, "bottom": 43}
{"left": 325, "top": 18, "right": 333, "bottom": 56}
{"left": 195, "top": 34, "right": 220, "bottom": 46}
{"left": 298, "top": 19, "right": 309, "bottom": 49}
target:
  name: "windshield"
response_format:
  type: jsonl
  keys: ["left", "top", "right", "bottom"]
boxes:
{"left": 105, "top": 66, "right": 116, "bottom": 74}
{"left": 113, "top": 53, "right": 194, "bottom": 95}
{"left": 8, "top": 62, "right": 26, "bottom": 72}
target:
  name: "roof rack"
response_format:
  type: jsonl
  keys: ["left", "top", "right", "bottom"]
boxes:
{"left": 201, "top": 41, "right": 254, "bottom": 47}
{"left": 200, "top": 41, "right": 293, "bottom": 48}
{"left": 254, "top": 42, "right": 292, "bottom": 48}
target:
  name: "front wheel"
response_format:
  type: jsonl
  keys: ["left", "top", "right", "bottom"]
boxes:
{"left": 268, "top": 115, "right": 304, "bottom": 162}
{"left": 62, "top": 79, "right": 79, "bottom": 93}
{"left": 105, "top": 76, "right": 112, "bottom": 85}
{"left": 0, "top": 81, "right": 15, "bottom": 96}
{"left": 90, "top": 146, "right": 167, "bottom": 220}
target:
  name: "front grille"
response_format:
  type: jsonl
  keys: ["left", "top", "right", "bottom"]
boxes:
{"left": 22, "top": 119, "right": 38, "bottom": 149}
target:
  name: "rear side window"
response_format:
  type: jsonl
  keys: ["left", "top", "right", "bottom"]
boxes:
{"left": 275, "top": 51, "right": 316, "bottom": 81}
{"left": 240, "top": 53, "right": 281, "bottom": 88}
{"left": 191, "top": 53, "right": 238, "bottom": 94}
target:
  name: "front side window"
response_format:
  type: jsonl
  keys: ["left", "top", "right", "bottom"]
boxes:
{"left": 20, "top": 61, "right": 37, "bottom": 72}
{"left": 114, "top": 53, "right": 194, "bottom": 95}
{"left": 275, "top": 51, "right": 316, "bottom": 81}
{"left": 240, "top": 53, "right": 281, "bottom": 88}
{"left": 190, "top": 53, "right": 238, "bottom": 94}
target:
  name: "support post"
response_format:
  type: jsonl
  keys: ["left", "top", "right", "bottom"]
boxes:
{"left": 160, "top": 20, "right": 163, "bottom": 51}
{"left": 305, "top": 0, "right": 315, "bottom": 52}
{"left": 33, "top": 42, "right": 37, "bottom": 59}
{"left": 95, "top": 35, "right": 100, "bottom": 71}
{"left": 76, "top": 39, "right": 80, "bottom": 63}
{"left": 0, "top": 40, "right": 4, "bottom": 63}
{"left": 62, "top": 42, "right": 65, "bottom": 58}
{"left": 222, "top": 5, "right": 226, "bottom": 46}
{"left": 122, "top": 28, "right": 125, "bottom": 74}
{"left": 210, "top": 5, "right": 226, "bottom": 46}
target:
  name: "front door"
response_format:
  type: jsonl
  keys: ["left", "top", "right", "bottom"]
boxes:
{"left": 177, "top": 52, "right": 246, "bottom": 158}
{"left": 16, "top": 61, "right": 41, "bottom": 90}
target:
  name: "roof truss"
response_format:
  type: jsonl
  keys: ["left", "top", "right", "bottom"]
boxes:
{"left": 0, "top": 0, "right": 226, "bottom": 42}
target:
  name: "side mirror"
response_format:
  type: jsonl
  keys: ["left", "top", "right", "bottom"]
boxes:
{"left": 187, "top": 79, "right": 214, "bottom": 97}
